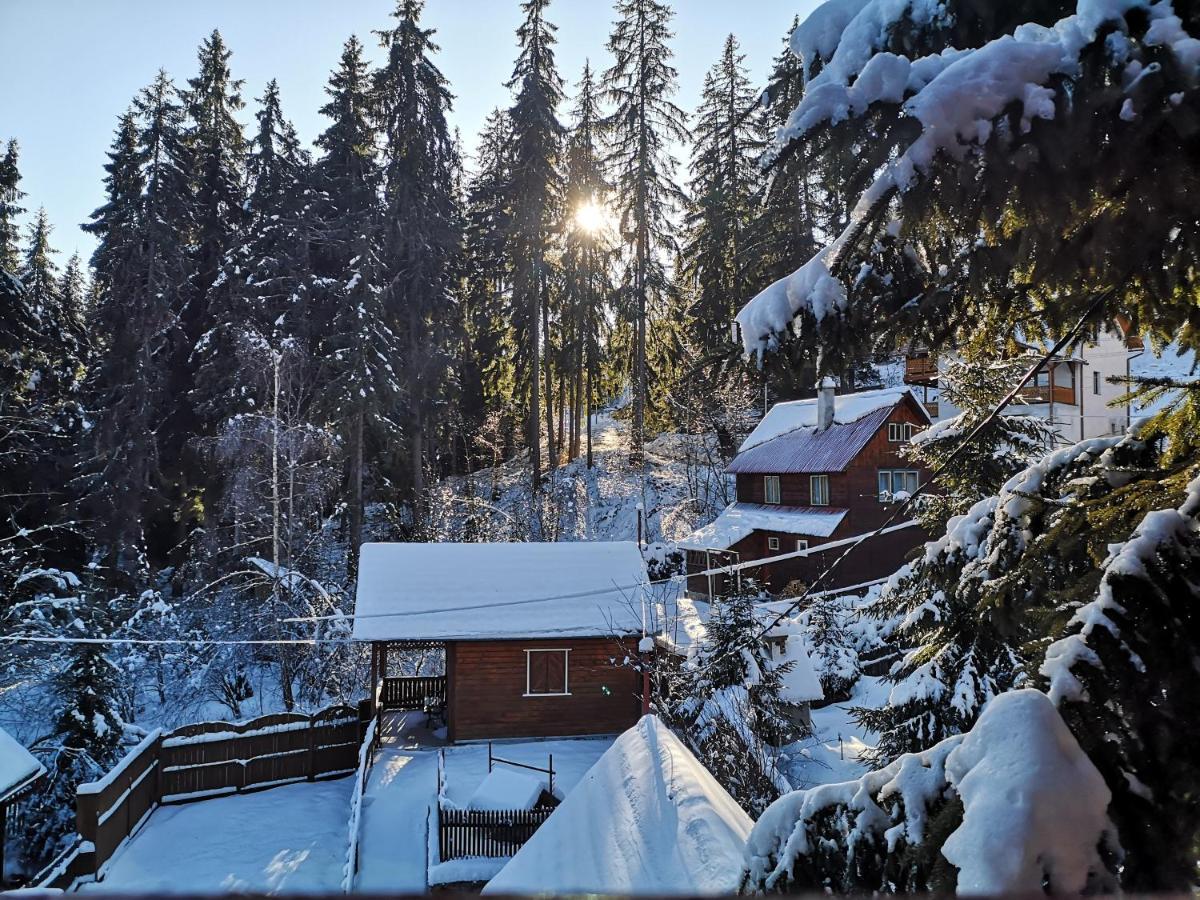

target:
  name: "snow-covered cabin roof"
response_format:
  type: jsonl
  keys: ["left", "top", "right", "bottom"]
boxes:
{"left": 0, "top": 726, "right": 45, "bottom": 804}
{"left": 352, "top": 541, "right": 648, "bottom": 641}
{"left": 730, "top": 388, "right": 928, "bottom": 475}
{"left": 678, "top": 503, "right": 847, "bottom": 552}
{"left": 484, "top": 715, "right": 753, "bottom": 895}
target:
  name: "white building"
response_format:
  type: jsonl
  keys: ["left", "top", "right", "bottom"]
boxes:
{"left": 903, "top": 319, "right": 1144, "bottom": 443}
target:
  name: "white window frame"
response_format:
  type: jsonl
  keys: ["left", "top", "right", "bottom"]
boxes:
{"left": 524, "top": 648, "right": 571, "bottom": 698}
{"left": 796, "top": 539, "right": 809, "bottom": 553}
{"left": 878, "top": 469, "right": 920, "bottom": 501}
{"left": 763, "top": 475, "right": 781, "bottom": 505}
{"left": 888, "top": 422, "right": 903, "bottom": 442}
{"left": 767, "top": 536, "right": 780, "bottom": 551}
{"left": 810, "top": 474, "right": 830, "bottom": 506}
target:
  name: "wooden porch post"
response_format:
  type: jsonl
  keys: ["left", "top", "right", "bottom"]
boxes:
{"left": 369, "top": 641, "right": 379, "bottom": 700}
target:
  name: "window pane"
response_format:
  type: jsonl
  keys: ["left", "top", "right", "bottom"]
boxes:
{"left": 903, "top": 471, "right": 919, "bottom": 494}
{"left": 878, "top": 471, "right": 891, "bottom": 498}
{"left": 546, "top": 651, "right": 565, "bottom": 692}
{"left": 528, "top": 653, "right": 549, "bottom": 693}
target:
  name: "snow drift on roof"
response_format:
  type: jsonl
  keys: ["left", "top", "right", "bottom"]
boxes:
{"left": 484, "top": 715, "right": 753, "bottom": 895}
{"left": 353, "top": 541, "right": 648, "bottom": 641}
{"left": 740, "top": 387, "right": 921, "bottom": 452}
{"left": 0, "top": 726, "right": 44, "bottom": 802}
{"left": 678, "top": 503, "right": 847, "bottom": 551}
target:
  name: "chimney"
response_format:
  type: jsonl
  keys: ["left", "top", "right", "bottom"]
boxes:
{"left": 816, "top": 377, "right": 836, "bottom": 431}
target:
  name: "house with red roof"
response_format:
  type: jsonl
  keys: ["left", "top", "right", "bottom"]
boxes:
{"left": 681, "top": 381, "right": 932, "bottom": 596}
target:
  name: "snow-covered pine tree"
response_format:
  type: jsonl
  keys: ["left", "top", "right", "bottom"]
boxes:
{"left": 504, "top": 0, "right": 566, "bottom": 493}
{"left": 460, "top": 109, "right": 517, "bottom": 460}
{"left": 601, "top": 0, "right": 689, "bottom": 461}
{"left": 0, "top": 139, "right": 25, "bottom": 273}
{"left": 81, "top": 74, "right": 190, "bottom": 582}
{"left": 680, "top": 35, "right": 764, "bottom": 361}
{"left": 561, "top": 63, "right": 613, "bottom": 468}
{"left": 671, "top": 593, "right": 800, "bottom": 816}
{"left": 309, "top": 36, "right": 392, "bottom": 555}
{"left": 193, "top": 79, "right": 312, "bottom": 431}
{"left": 372, "top": 0, "right": 465, "bottom": 517}
{"left": 902, "top": 355, "right": 1056, "bottom": 529}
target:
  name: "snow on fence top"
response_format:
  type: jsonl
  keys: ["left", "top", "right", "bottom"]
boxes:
{"left": 0, "top": 725, "right": 45, "bottom": 803}
{"left": 483, "top": 715, "right": 753, "bottom": 895}
{"left": 353, "top": 541, "right": 649, "bottom": 642}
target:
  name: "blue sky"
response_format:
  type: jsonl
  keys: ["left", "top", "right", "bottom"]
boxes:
{"left": 0, "top": 0, "right": 817, "bottom": 263}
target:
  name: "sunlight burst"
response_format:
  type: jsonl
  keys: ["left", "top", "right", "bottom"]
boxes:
{"left": 573, "top": 198, "right": 611, "bottom": 236}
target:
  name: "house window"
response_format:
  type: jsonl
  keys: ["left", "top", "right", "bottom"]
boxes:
{"left": 1093, "top": 371, "right": 1101, "bottom": 395}
{"left": 878, "top": 469, "right": 920, "bottom": 501}
{"left": 525, "top": 649, "right": 570, "bottom": 696}
{"left": 767, "top": 537, "right": 780, "bottom": 551}
{"left": 796, "top": 539, "right": 809, "bottom": 553}
{"left": 764, "top": 475, "right": 781, "bottom": 505}
{"left": 810, "top": 474, "right": 830, "bottom": 506}
{"left": 888, "top": 422, "right": 917, "bottom": 441}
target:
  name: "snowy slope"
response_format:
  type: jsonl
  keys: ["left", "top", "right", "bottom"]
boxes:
{"left": 427, "top": 411, "right": 730, "bottom": 549}
{"left": 484, "top": 716, "right": 752, "bottom": 895}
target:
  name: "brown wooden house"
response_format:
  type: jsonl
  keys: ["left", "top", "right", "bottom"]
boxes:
{"left": 681, "top": 382, "right": 933, "bottom": 596}
{"left": 353, "top": 541, "right": 647, "bottom": 743}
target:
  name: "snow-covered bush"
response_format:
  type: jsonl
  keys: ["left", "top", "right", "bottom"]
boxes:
{"left": 744, "top": 690, "right": 1117, "bottom": 894}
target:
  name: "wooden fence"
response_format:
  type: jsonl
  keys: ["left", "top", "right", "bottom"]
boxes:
{"left": 68, "top": 703, "right": 367, "bottom": 884}
{"left": 381, "top": 675, "right": 446, "bottom": 711}
{"left": 437, "top": 806, "right": 555, "bottom": 860}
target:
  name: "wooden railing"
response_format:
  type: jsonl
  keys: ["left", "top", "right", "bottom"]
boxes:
{"left": 342, "top": 716, "right": 378, "bottom": 892}
{"left": 60, "top": 703, "right": 368, "bottom": 888}
{"left": 1016, "top": 383, "right": 1076, "bottom": 406}
{"left": 382, "top": 675, "right": 447, "bottom": 711}
{"left": 437, "top": 806, "right": 555, "bottom": 860}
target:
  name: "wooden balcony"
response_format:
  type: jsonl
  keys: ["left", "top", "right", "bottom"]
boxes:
{"left": 904, "top": 355, "right": 939, "bottom": 386}
{"left": 1016, "top": 384, "right": 1076, "bottom": 406}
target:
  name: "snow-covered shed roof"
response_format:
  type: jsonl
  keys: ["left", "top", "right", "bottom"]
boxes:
{"left": 484, "top": 715, "right": 753, "bottom": 895}
{"left": 678, "top": 503, "right": 847, "bottom": 552}
{"left": 731, "top": 388, "right": 929, "bottom": 475}
{"left": 353, "top": 541, "right": 648, "bottom": 641}
{"left": 0, "top": 726, "right": 45, "bottom": 804}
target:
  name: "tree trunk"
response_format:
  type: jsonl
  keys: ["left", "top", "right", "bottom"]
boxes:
{"left": 349, "top": 405, "right": 364, "bottom": 561}
{"left": 542, "top": 283, "right": 557, "bottom": 471}
{"left": 530, "top": 277, "right": 542, "bottom": 493}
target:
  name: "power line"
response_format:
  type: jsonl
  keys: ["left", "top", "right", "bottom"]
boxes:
{"left": 0, "top": 635, "right": 346, "bottom": 647}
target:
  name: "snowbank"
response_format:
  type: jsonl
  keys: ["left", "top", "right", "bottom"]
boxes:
{"left": 484, "top": 716, "right": 752, "bottom": 895}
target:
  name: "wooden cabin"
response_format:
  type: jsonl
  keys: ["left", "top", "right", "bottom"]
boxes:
{"left": 0, "top": 726, "right": 45, "bottom": 882}
{"left": 681, "top": 383, "right": 933, "bottom": 596}
{"left": 353, "top": 541, "right": 648, "bottom": 743}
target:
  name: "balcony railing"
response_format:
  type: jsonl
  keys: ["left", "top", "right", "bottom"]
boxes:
{"left": 904, "top": 355, "right": 939, "bottom": 385}
{"left": 1016, "top": 384, "right": 1076, "bottom": 406}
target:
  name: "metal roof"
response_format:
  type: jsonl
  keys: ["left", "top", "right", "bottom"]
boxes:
{"left": 728, "top": 404, "right": 895, "bottom": 474}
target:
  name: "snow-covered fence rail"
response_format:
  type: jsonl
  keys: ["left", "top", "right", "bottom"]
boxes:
{"left": 75, "top": 728, "right": 162, "bottom": 877}
{"left": 158, "top": 704, "right": 360, "bottom": 800}
{"left": 61, "top": 703, "right": 371, "bottom": 890}
{"left": 437, "top": 806, "right": 555, "bottom": 860}
{"left": 341, "top": 715, "right": 379, "bottom": 892}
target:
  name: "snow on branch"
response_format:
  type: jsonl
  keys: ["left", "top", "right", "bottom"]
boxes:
{"left": 744, "top": 689, "right": 1115, "bottom": 894}
{"left": 737, "top": 0, "right": 1200, "bottom": 358}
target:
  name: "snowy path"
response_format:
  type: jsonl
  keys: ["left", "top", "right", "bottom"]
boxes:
{"left": 82, "top": 778, "right": 353, "bottom": 894}
{"left": 356, "top": 746, "right": 439, "bottom": 892}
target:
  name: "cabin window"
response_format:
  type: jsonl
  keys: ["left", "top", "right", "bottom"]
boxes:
{"left": 796, "top": 539, "right": 809, "bottom": 553}
{"left": 1093, "top": 371, "right": 1101, "bottom": 395}
{"left": 878, "top": 469, "right": 920, "bottom": 501}
{"left": 525, "top": 649, "right": 570, "bottom": 696}
{"left": 888, "top": 422, "right": 917, "bottom": 441}
{"left": 810, "top": 474, "right": 830, "bottom": 506}
{"left": 767, "top": 537, "right": 780, "bottom": 551}
{"left": 764, "top": 475, "right": 781, "bottom": 504}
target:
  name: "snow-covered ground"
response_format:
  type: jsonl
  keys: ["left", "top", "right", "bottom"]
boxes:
{"left": 82, "top": 778, "right": 353, "bottom": 894}
{"left": 356, "top": 722, "right": 613, "bottom": 891}
{"left": 781, "top": 674, "right": 890, "bottom": 788}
